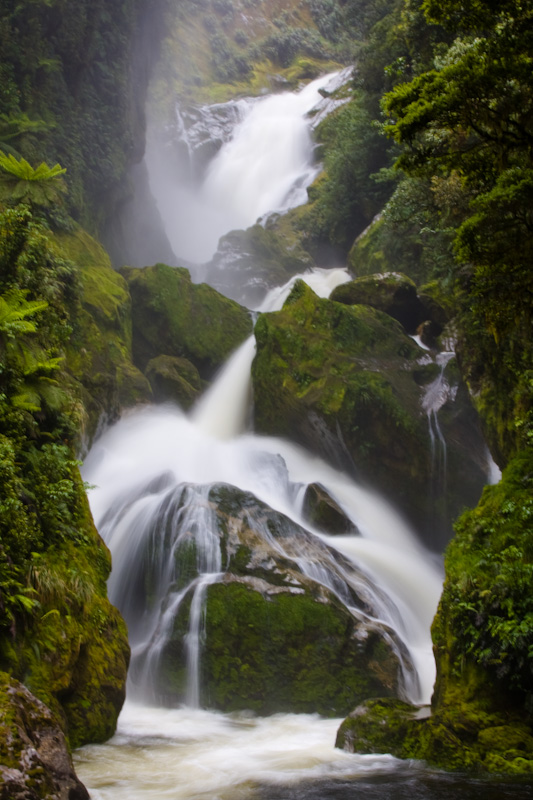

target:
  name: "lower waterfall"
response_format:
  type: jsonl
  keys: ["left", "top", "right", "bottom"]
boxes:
{"left": 75, "top": 269, "right": 449, "bottom": 798}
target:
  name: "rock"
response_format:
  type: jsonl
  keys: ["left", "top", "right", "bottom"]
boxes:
{"left": 145, "top": 354, "right": 202, "bottom": 408}
{"left": 329, "top": 271, "right": 426, "bottom": 334}
{"left": 204, "top": 222, "right": 314, "bottom": 307}
{"left": 0, "top": 673, "right": 89, "bottom": 800}
{"left": 252, "top": 280, "right": 488, "bottom": 547}
{"left": 302, "top": 483, "right": 359, "bottom": 535}
{"left": 129, "top": 483, "right": 411, "bottom": 716}
{"left": 122, "top": 262, "right": 253, "bottom": 377}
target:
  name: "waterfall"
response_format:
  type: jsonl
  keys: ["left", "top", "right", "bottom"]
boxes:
{"left": 145, "top": 72, "right": 343, "bottom": 265}
{"left": 76, "top": 69, "right": 450, "bottom": 799}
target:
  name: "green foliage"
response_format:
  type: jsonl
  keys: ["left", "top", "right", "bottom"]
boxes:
{"left": 0, "top": 152, "right": 67, "bottom": 209}
{"left": 263, "top": 24, "right": 327, "bottom": 67}
{"left": 302, "top": 94, "right": 396, "bottom": 252}
{"left": 442, "top": 452, "right": 533, "bottom": 705}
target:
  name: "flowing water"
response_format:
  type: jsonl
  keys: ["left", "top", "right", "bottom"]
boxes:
{"left": 74, "top": 75, "right": 530, "bottom": 799}
{"left": 146, "top": 72, "right": 344, "bottom": 265}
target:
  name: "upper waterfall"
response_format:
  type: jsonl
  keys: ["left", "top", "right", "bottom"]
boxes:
{"left": 145, "top": 72, "right": 344, "bottom": 265}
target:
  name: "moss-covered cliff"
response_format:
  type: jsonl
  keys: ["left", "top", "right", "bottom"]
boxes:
{"left": 335, "top": 0, "right": 533, "bottom": 773}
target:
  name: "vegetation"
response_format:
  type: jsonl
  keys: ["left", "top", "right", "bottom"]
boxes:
{"left": 333, "top": 0, "right": 533, "bottom": 771}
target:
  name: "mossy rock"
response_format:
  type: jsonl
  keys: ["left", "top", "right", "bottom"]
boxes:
{"left": 145, "top": 354, "right": 203, "bottom": 408}
{"left": 122, "top": 262, "right": 253, "bottom": 376}
{"left": 0, "top": 673, "right": 89, "bottom": 799}
{"left": 205, "top": 222, "right": 315, "bottom": 307}
{"left": 139, "top": 483, "right": 409, "bottom": 712}
{"left": 330, "top": 271, "right": 427, "bottom": 334}
{"left": 6, "top": 489, "right": 130, "bottom": 751}
{"left": 58, "top": 227, "right": 151, "bottom": 444}
{"left": 302, "top": 482, "right": 359, "bottom": 535}
{"left": 335, "top": 697, "right": 533, "bottom": 774}
{"left": 201, "top": 581, "right": 401, "bottom": 716}
{"left": 252, "top": 280, "right": 487, "bottom": 544}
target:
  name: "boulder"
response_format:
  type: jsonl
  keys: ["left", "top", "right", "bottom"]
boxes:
{"left": 329, "top": 271, "right": 426, "bottom": 334}
{"left": 252, "top": 280, "right": 488, "bottom": 547}
{"left": 145, "top": 354, "right": 202, "bottom": 408}
{"left": 302, "top": 482, "right": 359, "bottom": 535}
{"left": 128, "top": 483, "right": 411, "bottom": 716}
{"left": 0, "top": 673, "right": 89, "bottom": 800}
{"left": 122, "top": 262, "right": 253, "bottom": 377}
{"left": 204, "top": 222, "right": 314, "bottom": 308}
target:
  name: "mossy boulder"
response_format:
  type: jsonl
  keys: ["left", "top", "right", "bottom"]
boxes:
{"left": 252, "top": 280, "right": 487, "bottom": 545}
{"left": 0, "top": 673, "right": 89, "bottom": 799}
{"left": 335, "top": 697, "right": 533, "bottom": 774}
{"left": 145, "top": 354, "right": 203, "bottom": 408}
{"left": 330, "top": 272, "right": 427, "bottom": 334}
{"left": 142, "top": 483, "right": 410, "bottom": 715}
{"left": 58, "top": 227, "right": 152, "bottom": 444}
{"left": 122, "top": 262, "right": 253, "bottom": 376}
{"left": 202, "top": 581, "right": 400, "bottom": 716}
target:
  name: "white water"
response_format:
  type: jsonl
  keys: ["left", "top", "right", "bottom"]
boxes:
{"left": 146, "top": 73, "right": 341, "bottom": 264}
{"left": 75, "top": 705, "right": 408, "bottom": 800}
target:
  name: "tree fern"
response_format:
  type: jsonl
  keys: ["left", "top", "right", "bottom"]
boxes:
{"left": 0, "top": 151, "right": 67, "bottom": 208}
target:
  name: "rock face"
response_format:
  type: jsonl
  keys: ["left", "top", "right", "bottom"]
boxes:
{"left": 252, "top": 280, "right": 487, "bottom": 547}
{"left": 122, "top": 262, "right": 253, "bottom": 377}
{"left": 60, "top": 228, "right": 152, "bottom": 446}
{"left": 0, "top": 673, "right": 89, "bottom": 800}
{"left": 123, "top": 482, "right": 411, "bottom": 717}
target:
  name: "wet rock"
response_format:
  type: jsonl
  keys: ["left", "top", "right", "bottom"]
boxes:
{"left": 302, "top": 483, "right": 359, "bottom": 535}
{"left": 0, "top": 673, "right": 89, "bottom": 800}
{"left": 122, "top": 262, "right": 253, "bottom": 378}
{"left": 204, "top": 223, "right": 314, "bottom": 308}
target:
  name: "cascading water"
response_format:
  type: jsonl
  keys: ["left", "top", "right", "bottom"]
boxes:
{"left": 145, "top": 72, "right": 345, "bottom": 266}
{"left": 75, "top": 73, "right": 451, "bottom": 799}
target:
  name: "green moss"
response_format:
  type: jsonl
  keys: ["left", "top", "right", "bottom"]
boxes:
{"left": 122, "top": 262, "right": 253, "bottom": 378}
{"left": 57, "top": 227, "right": 151, "bottom": 440}
{"left": 201, "top": 582, "right": 400, "bottom": 716}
